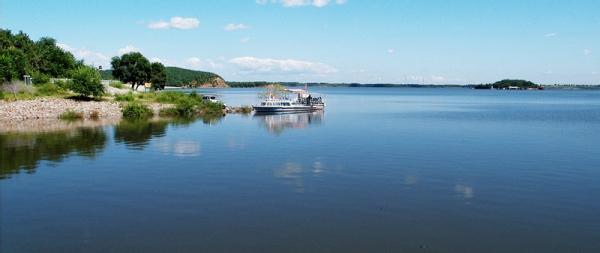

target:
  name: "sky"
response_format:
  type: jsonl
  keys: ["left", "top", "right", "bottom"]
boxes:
{"left": 1, "top": 0, "right": 600, "bottom": 84}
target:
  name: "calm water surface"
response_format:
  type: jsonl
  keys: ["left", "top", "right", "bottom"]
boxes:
{"left": 2, "top": 88, "right": 600, "bottom": 252}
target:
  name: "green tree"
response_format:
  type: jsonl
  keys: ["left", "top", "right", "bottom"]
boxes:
{"left": 149, "top": 62, "right": 167, "bottom": 90}
{"left": 32, "top": 37, "right": 78, "bottom": 77}
{"left": 69, "top": 66, "right": 104, "bottom": 98}
{"left": 111, "top": 52, "right": 151, "bottom": 90}
{"left": 0, "top": 47, "right": 28, "bottom": 82}
{"left": 0, "top": 53, "right": 17, "bottom": 82}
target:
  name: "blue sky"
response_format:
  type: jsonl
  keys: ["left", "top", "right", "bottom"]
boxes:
{"left": 2, "top": 0, "right": 600, "bottom": 84}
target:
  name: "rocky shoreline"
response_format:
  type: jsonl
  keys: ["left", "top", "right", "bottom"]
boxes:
{"left": 0, "top": 98, "right": 253, "bottom": 133}
{"left": 0, "top": 98, "right": 170, "bottom": 122}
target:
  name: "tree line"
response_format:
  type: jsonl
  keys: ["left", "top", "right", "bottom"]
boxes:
{"left": 1, "top": 29, "right": 167, "bottom": 98}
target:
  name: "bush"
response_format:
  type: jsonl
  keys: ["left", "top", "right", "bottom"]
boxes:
{"left": 0, "top": 90, "right": 4, "bottom": 99}
{"left": 115, "top": 92, "right": 136, "bottom": 102}
{"left": 69, "top": 66, "right": 104, "bottom": 98}
{"left": 59, "top": 110, "right": 83, "bottom": 120}
{"left": 1, "top": 82, "right": 35, "bottom": 100}
{"left": 200, "top": 101, "right": 225, "bottom": 116}
{"left": 35, "top": 83, "right": 65, "bottom": 96}
{"left": 174, "top": 98, "right": 198, "bottom": 117}
{"left": 54, "top": 80, "right": 70, "bottom": 90}
{"left": 109, "top": 81, "right": 125, "bottom": 89}
{"left": 32, "top": 72, "right": 50, "bottom": 85}
{"left": 122, "top": 102, "right": 153, "bottom": 119}
{"left": 158, "top": 107, "right": 179, "bottom": 117}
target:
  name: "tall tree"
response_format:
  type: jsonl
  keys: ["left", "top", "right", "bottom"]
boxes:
{"left": 149, "top": 62, "right": 167, "bottom": 90}
{"left": 33, "top": 37, "right": 77, "bottom": 77}
{"left": 110, "top": 52, "right": 151, "bottom": 90}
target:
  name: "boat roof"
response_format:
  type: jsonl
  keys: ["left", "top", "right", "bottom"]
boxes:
{"left": 285, "top": 88, "right": 308, "bottom": 94}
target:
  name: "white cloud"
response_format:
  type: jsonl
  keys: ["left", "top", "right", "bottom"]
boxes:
{"left": 387, "top": 48, "right": 395, "bottom": 54}
{"left": 184, "top": 57, "right": 221, "bottom": 70}
{"left": 229, "top": 56, "right": 337, "bottom": 75}
{"left": 584, "top": 49, "right": 592, "bottom": 56}
{"left": 240, "top": 37, "right": 251, "bottom": 43}
{"left": 148, "top": 16, "right": 199, "bottom": 30}
{"left": 544, "top": 32, "right": 557, "bottom": 37}
{"left": 150, "top": 57, "right": 166, "bottom": 64}
{"left": 257, "top": 0, "right": 346, "bottom": 7}
{"left": 57, "top": 43, "right": 110, "bottom": 67}
{"left": 118, "top": 45, "right": 140, "bottom": 54}
{"left": 224, "top": 23, "right": 249, "bottom": 31}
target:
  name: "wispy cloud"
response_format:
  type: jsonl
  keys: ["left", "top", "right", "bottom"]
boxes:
{"left": 57, "top": 43, "right": 110, "bottom": 67}
{"left": 184, "top": 57, "right": 222, "bottom": 70}
{"left": 544, "top": 32, "right": 557, "bottom": 37}
{"left": 240, "top": 37, "right": 251, "bottom": 43}
{"left": 224, "top": 23, "right": 249, "bottom": 31}
{"left": 229, "top": 56, "right": 337, "bottom": 75}
{"left": 148, "top": 17, "right": 199, "bottom": 30}
{"left": 257, "top": 0, "right": 347, "bottom": 8}
{"left": 118, "top": 45, "right": 140, "bottom": 54}
{"left": 387, "top": 48, "right": 395, "bottom": 54}
{"left": 584, "top": 49, "right": 592, "bottom": 56}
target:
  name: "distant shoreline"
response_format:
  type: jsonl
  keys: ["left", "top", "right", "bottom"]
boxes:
{"left": 215, "top": 83, "right": 600, "bottom": 90}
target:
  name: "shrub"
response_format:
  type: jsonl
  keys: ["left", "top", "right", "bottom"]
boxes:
{"left": 0, "top": 90, "right": 4, "bottom": 99}
{"left": 158, "top": 107, "right": 179, "bottom": 117}
{"left": 35, "top": 83, "right": 65, "bottom": 96}
{"left": 109, "top": 81, "right": 125, "bottom": 89}
{"left": 200, "top": 101, "right": 225, "bottom": 116}
{"left": 174, "top": 98, "right": 198, "bottom": 116}
{"left": 69, "top": 66, "right": 104, "bottom": 98}
{"left": 32, "top": 72, "right": 50, "bottom": 85}
{"left": 115, "top": 92, "right": 136, "bottom": 102}
{"left": 59, "top": 110, "right": 83, "bottom": 120}
{"left": 122, "top": 102, "right": 153, "bottom": 119}
{"left": 54, "top": 80, "right": 70, "bottom": 90}
{"left": 1, "top": 82, "right": 35, "bottom": 100}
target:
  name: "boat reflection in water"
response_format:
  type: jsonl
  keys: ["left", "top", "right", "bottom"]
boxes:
{"left": 254, "top": 111, "right": 324, "bottom": 134}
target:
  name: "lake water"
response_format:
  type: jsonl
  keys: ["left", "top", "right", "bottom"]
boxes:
{"left": 2, "top": 88, "right": 600, "bottom": 252}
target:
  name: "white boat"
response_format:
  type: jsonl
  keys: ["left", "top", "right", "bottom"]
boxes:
{"left": 252, "top": 86, "right": 325, "bottom": 113}
{"left": 253, "top": 98, "right": 313, "bottom": 113}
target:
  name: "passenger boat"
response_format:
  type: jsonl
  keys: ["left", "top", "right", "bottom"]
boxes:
{"left": 252, "top": 86, "right": 325, "bottom": 113}
{"left": 253, "top": 98, "right": 313, "bottom": 113}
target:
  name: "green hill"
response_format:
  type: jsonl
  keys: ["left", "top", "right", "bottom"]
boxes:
{"left": 101, "top": 66, "right": 226, "bottom": 87}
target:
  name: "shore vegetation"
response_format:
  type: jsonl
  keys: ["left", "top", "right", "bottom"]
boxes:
{"left": 122, "top": 102, "right": 153, "bottom": 119}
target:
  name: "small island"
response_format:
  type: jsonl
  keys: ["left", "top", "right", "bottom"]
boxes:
{"left": 473, "top": 79, "right": 544, "bottom": 90}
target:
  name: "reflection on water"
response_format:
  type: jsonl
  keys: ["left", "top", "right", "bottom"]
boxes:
{"left": 0, "top": 116, "right": 215, "bottom": 179}
{"left": 273, "top": 158, "right": 340, "bottom": 193}
{"left": 254, "top": 111, "right": 323, "bottom": 134}
{"left": 0, "top": 127, "right": 107, "bottom": 179}
{"left": 155, "top": 140, "right": 201, "bottom": 157}
{"left": 454, "top": 184, "right": 475, "bottom": 199}
{"left": 114, "top": 120, "right": 169, "bottom": 150}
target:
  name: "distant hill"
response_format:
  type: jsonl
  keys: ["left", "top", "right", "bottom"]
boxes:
{"left": 101, "top": 67, "right": 227, "bottom": 88}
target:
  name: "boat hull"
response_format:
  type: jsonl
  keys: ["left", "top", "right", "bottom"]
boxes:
{"left": 253, "top": 105, "right": 313, "bottom": 113}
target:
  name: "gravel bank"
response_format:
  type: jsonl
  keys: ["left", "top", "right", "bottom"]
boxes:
{"left": 0, "top": 98, "right": 170, "bottom": 122}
